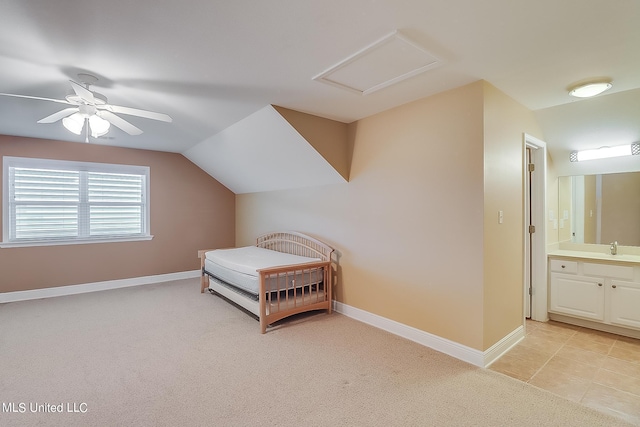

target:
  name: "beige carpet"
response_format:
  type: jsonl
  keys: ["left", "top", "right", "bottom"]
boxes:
{"left": 0, "top": 278, "right": 634, "bottom": 427}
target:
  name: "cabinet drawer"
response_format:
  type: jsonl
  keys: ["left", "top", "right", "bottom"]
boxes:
{"left": 550, "top": 259, "right": 578, "bottom": 274}
{"left": 583, "top": 263, "right": 633, "bottom": 280}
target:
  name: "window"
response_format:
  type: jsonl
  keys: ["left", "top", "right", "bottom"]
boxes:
{"left": 2, "top": 157, "right": 152, "bottom": 247}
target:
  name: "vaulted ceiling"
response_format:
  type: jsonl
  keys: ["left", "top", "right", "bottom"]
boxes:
{"left": 0, "top": 1, "right": 638, "bottom": 173}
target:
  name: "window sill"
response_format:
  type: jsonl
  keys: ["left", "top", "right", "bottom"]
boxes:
{"left": 0, "top": 235, "right": 154, "bottom": 249}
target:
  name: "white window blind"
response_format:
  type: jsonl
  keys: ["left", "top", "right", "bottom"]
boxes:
{"left": 3, "top": 157, "right": 151, "bottom": 247}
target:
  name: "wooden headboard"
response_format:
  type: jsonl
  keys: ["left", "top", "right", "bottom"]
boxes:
{"left": 256, "top": 231, "right": 333, "bottom": 262}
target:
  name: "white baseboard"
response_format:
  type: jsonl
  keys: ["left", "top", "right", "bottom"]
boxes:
{"left": 483, "top": 324, "right": 525, "bottom": 367}
{"left": 0, "top": 270, "right": 201, "bottom": 304}
{"left": 549, "top": 313, "right": 640, "bottom": 340}
{"left": 333, "top": 301, "right": 523, "bottom": 368}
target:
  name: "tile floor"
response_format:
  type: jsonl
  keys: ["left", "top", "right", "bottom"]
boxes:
{"left": 489, "top": 319, "right": 640, "bottom": 425}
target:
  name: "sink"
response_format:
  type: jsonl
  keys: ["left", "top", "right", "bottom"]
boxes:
{"left": 587, "top": 253, "right": 640, "bottom": 263}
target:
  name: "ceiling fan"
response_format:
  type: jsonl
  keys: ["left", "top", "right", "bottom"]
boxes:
{"left": 0, "top": 73, "right": 172, "bottom": 141}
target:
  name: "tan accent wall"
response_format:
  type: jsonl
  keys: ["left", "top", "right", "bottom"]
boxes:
{"left": 481, "top": 82, "right": 544, "bottom": 349}
{"left": 0, "top": 135, "right": 235, "bottom": 292}
{"left": 273, "top": 106, "right": 350, "bottom": 181}
{"left": 601, "top": 172, "right": 640, "bottom": 245}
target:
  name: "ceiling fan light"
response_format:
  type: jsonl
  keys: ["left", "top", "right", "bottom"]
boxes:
{"left": 89, "top": 115, "right": 110, "bottom": 137}
{"left": 62, "top": 113, "right": 85, "bottom": 135}
{"left": 569, "top": 82, "right": 612, "bottom": 98}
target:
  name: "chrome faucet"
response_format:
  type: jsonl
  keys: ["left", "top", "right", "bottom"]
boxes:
{"left": 610, "top": 241, "right": 618, "bottom": 255}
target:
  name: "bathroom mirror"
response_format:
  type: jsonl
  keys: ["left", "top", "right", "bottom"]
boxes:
{"left": 558, "top": 172, "right": 640, "bottom": 246}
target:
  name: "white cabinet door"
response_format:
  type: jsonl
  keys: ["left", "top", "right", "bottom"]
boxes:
{"left": 609, "top": 280, "right": 640, "bottom": 329}
{"left": 550, "top": 274, "right": 605, "bottom": 321}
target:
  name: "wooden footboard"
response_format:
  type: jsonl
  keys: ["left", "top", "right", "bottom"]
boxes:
{"left": 258, "top": 260, "right": 332, "bottom": 333}
{"left": 198, "top": 248, "right": 215, "bottom": 293}
{"left": 199, "top": 231, "right": 335, "bottom": 333}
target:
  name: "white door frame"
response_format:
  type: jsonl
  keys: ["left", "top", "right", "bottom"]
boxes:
{"left": 524, "top": 134, "right": 548, "bottom": 322}
{"left": 525, "top": 146, "right": 532, "bottom": 318}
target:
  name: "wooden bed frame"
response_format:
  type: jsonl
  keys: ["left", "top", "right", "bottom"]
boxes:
{"left": 199, "top": 231, "right": 334, "bottom": 333}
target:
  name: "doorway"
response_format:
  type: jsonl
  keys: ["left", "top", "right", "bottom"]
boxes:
{"left": 525, "top": 147, "right": 533, "bottom": 318}
{"left": 524, "top": 134, "right": 547, "bottom": 322}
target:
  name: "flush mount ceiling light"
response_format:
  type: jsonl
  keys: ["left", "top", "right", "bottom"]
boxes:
{"left": 568, "top": 81, "right": 612, "bottom": 98}
{"left": 570, "top": 143, "right": 640, "bottom": 162}
{"left": 312, "top": 30, "right": 442, "bottom": 95}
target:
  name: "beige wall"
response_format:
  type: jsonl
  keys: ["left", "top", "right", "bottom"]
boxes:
{"left": 482, "top": 82, "right": 544, "bottom": 349}
{"left": 238, "top": 81, "right": 544, "bottom": 351}
{"left": 0, "top": 135, "right": 235, "bottom": 292}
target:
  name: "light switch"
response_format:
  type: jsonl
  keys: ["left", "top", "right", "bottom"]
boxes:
{"left": 549, "top": 210, "right": 555, "bottom": 220}
{"left": 498, "top": 210, "right": 504, "bottom": 224}
{"left": 563, "top": 210, "right": 569, "bottom": 220}
{"left": 559, "top": 219, "right": 564, "bottom": 229}
{"left": 553, "top": 219, "right": 558, "bottom": 230}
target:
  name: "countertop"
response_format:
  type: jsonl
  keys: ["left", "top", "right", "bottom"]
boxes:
{"left": 548, "top": 249, "right": 640, "bottom": 264}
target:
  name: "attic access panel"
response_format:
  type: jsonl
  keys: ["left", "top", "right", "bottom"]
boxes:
{"left": 313, "top": 30, "right": 442, "bottom": 95}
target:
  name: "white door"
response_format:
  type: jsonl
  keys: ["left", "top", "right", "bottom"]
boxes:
{"left": 524, "top": 134, "right": 547, "bottom": 322}
{"left": 525, "top": 147, "right": 532, "bottom": 318}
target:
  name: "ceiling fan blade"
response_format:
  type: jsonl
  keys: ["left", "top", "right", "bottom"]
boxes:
{"left": 69, "top": 80, "right": 95, "bottom": 104}
{"left": 97, "top": 110, "right": 143, "bottom": 135}
{"left": 0, "top": 92, "right": 70, "bottom": 105}
{"left": 37, "top": 107, "right": 78, "bottom": 123}
{"left": 99, "top": 104, "right": 172, "bottom": 122}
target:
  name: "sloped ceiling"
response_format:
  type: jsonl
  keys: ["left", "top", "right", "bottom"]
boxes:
{"left": 183, "top": 105, "right": 348, "bottom": 194}
{"left": 1, "top": 0, "right": 639, "bottom": 160}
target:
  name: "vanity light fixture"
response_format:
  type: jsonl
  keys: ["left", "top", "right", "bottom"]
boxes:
{"left": 570, "top": 143, "right": 640, "bottom": 162}
{"left": 568, "top": 81, "right": 612, "bottom": 98}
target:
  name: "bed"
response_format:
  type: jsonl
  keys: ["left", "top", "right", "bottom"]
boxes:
{"left": 199, "top": 231, "right": 334, "bottom": 333}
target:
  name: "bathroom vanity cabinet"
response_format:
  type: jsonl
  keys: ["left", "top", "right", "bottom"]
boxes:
{"left": 548, "top": 255, "right": 640, "bottom": 337}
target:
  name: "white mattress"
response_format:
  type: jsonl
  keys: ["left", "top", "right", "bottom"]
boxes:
{"left": 206, "top": 246, "right": 320, "bottom": 276}
{"left": 204, "top": 246, "right": 323, "bottom": 295}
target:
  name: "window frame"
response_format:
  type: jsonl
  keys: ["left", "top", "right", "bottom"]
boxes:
{"left": 2, "top": 156, "right": 153, "bottom": 248}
